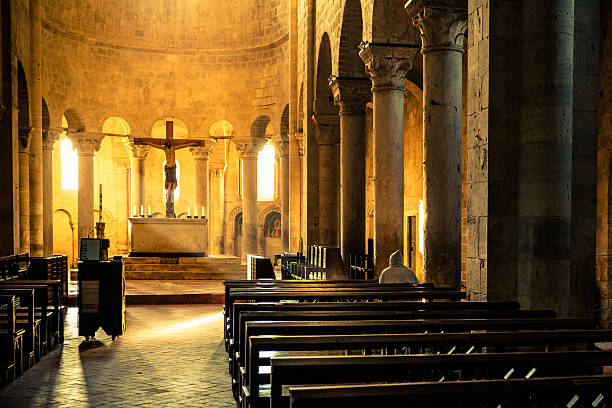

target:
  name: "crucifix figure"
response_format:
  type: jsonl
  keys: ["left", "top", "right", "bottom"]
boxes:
{"left": 134, "top": 121, "right": 209, "bottom": 218}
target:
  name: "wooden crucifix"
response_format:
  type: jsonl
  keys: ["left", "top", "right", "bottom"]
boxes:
{"left": 133, "top": 121, "right": 209, "bottom": 218}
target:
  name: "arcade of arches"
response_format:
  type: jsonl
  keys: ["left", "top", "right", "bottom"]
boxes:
{"left": 1, "top": 0, "right": 612, "bottom": 326}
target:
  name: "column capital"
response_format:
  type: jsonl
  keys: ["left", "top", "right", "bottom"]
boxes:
{"left": 292, "top": 132, "right": 304, "bottom": 157}
{"left": 68, "top": 131, "right": 104, "bottom": 155}
{"left": 312, "top": 113, "right": 340, "bottom": 145}
{"left": 43, "top": 128, "right": 62, "bottom": 150}
{"left": 272, "top": 136, "right": 289, "bottom": 158}
{"left": 123, "top": 137, "right": 150, "bottom": 159}
{"left": 233, "top": 137, "right": 267, "bottom": 159}
{"left": 329, "top": 76, "right": 371, "bottom": 115}
{"left": 359, "top": 42, "right": 419, "bottom": 91}
{"left": 19, "top": 127, "right": 31, "bottom": 150}
{"left": 406, "top": 0, "right": 468, "bottom": 53}
{"left": 190, "top": 140, "right": 216, "bottom": 160}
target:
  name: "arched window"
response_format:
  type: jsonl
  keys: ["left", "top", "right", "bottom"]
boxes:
{"left": 162, "top": 160, "right": 180, "bottom": 200}
{"left": 257, "top": 142, "right": 275, "bottom": 201}
{"left": 61, "top": 138, "right": 78, "bottom": 190}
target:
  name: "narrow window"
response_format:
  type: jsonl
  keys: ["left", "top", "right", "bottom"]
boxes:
{"left": 257, "top": 142, "right": 275, "bottom": 201}
{"left": 61, "top": 138, "right": 78, "bottom": 190}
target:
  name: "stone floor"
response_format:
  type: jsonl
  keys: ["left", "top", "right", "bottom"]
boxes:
{"left": 0, "top": 305, "right": 235, "bottom": 407}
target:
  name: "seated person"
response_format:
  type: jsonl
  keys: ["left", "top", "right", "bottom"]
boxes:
{"left": 378, "top": 250, "right": 419, "bottom": 284}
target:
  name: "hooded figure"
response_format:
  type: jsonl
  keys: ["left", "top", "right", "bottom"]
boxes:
{"left": 378, "top": 250, "right": 419, "bottom": 284}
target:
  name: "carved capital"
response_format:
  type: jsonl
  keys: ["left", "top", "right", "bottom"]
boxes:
{"left": 272, "top": 136, "right": 289, "bottom": 158}
{"left": 68, "top": 132, "right": 104, "bottom": 155}
{"left": 359, "top": 42, "right": 419, "bottom": 91}
{"left": 292, "top": 132, "right": 304, "bottom": 157}
{"left": 18, "top": 127, "right": 31, "bottom": 150}
{"left": 43, "top": 128, "right": 62, "bottom": 150}
{"left": 233, "top": 137, "right": 267, "bottom": 159}
{"left": 406, "top": 0, "right": 468, "bottom": 53}
{"left": 190, "top": 140, "right": 216, "bottom": 160}
{"left": 123, "top": 137, "right": 150, "bottom": 159}
{"left": 329, "top": 76, "right": 371, "bottom": 115}
{"left": 312, "top": 113, "right": 340, "bottom": 145}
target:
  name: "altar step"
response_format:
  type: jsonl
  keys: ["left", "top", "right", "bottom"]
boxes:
{"left": 124, "top": 255, "right": 246, "bottom": 280}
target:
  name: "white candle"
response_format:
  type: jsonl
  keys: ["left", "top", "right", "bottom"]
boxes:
{"left": 188, "top": 207, "right": 191, "bottom": 217}
{"left": 201, "top": 206, "right": 205, "bottom": 218}
{"left": 133, "top": 205, "right": 137, "bottom": 216}
{"left": 195, "top": 207, "right": 198, "bottom": 217}
{"left": 148, "top": 205, "right": 151, "bottom": 216}
{"left": 140, "top": 205, "right": 144, "bottom": 216}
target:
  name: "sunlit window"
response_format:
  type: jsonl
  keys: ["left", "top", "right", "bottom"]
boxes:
{"left": 257, "top": 142, "right": 275, "bottom": 201}
{"left": 162, "top": 160, "right": 180, "bottom": 200}
{"left": 60, "top": 138, "right": 78, "bottom": 190}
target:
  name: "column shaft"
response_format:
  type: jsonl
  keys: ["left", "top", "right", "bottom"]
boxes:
{"left": 78, "top": 151, "right": 95, "bottom": 240}
{"left": 280, "top": 152, "right": 290, "bottom": 252}
{"left": 242, "top": 155, "right": 258, "bottom": 257}
{"left": 289, "top": 135, "right": 303, "bottom": 251}
{"left": 29, "top": 0, "right": 43, "bottom": 256}
{"left": 518, "top": 0, "right": 574, "bottom": 313}
{"left": 340, "top": 112, "right": 366, "bottom": 261}
{"left": 209, "top": 166, "right": 225, "bottom": 254}
{"left": 317, "top": 142, "right": 340, "bottom": 247}
{"left": 409, "top": 3, "right": 467, "bottom": 288}
{"left": 372, "top": 87, "right": 405, "bottom": 275}
{"left": 194, "top": 157, "right": 209, "bottom": 217}
{"left": 19, "top": 147, "right": 30, "bottom": 253}
{"left": 131, "top": 158, "right": 146, "bottom": 214}
{"left": 42, "top": 145, "right": 53, "bottom": 256}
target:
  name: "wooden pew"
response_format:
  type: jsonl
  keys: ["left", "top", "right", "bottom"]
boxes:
{"left": 232, "top": 308, "right": 556, "bottom": 380}
{"left": 267, "top": 351, "right": 612, "bottom": 408}
{"left": 0, "top": 294, "right": 24, "bottom": 383}
{"left": 245, "top": 329, "right": 612, "bottom": 407}
{"left": 229, "top": 300, "right": 521, "bottom": 348}
{"left": 288, "top": 375, "right": 612, "bottom": 408}
{"left": 223, "top": 282, "right": 448, "bottom": 348}
{"left": 0, "top": 288, "right": 37, "bottom": 371}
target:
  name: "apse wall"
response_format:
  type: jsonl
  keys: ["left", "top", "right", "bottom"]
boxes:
{"left": 32, "top": 0, "right": 289, "bottom": 134}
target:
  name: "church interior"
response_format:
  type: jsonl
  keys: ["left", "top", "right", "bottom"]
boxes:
{"left": 1, "top": 0, "right": 612, "bottom": 406}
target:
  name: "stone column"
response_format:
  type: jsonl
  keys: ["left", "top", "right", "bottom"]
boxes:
{"left": 42, "top": 129, "right": 61, "bottom": 256}
{"left": 289, "top": 133, "right": 303, "bottom": 251}
{"left": 124, "top": 140, "right": 149, "bottom": 216}
{"left": 330, "top": 76, "right": 371, "bottom": 262}
{"left": 312, "top": 114, "right": 340, "bottom": 247}
{"left": 18, "top": 128, "right": 31, "bottom": 253}
{"left": 517, "top": 0, "right": 574, "bottom": 313}
{"left": 209, "top": 162, "right": 226, "bottom": 255}
{"left": 273, "top": 137, "right": 290, "bottom": 252}
{"left": 407, "top": 0, "right": 467, "bottom": 288}
{"left": 29, "top": 0, "right": 43, "bottom": 256}
{"left": 234, "top": 137, "right": 266, "bottom": 259}
{"left": 190, "top": 141, "right": 216, "bottom": 218}
{"left": 360, "top": 43, "right": 418, "bottom": 276}
{"left": 69, "top": 132, "right": 104, "bottom": 242}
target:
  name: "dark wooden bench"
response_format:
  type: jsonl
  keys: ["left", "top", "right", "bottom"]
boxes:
{"left": 245, "top": 329, "right": 612, "bottom": 407}
{"left": 229, "top": 300, "right": 521, "bottom": 349}
{"left": 288, "top": 375, "right": 612, "bottom": 408}
{"left": 232, "top": 308, "right": 556, "bottom": 381}
{"left": 267, "top": 350, "right": 612, "bottom": 408}
{"left": 0, "top": 294, "right": 24, "bottom": 383}
{"left": 0, "top": 287, "right": 37, "bottom": 371}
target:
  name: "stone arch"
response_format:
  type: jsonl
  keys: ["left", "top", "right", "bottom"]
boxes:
{"left": 258, "top": 204, "right": 281, "bottom": 227}
{"left": 314, "top": 33, "right": 337, "bottom": 116}
{"left": 62, "top": 108, "right": 85, "bottom": 132}
{"left": 97, "top": 110, "right": 138, "bottom": 134}
{"left": 150, "top": 117, "right": 189, "bottom": 139}
{"left": 367, "top": 0, "right": 421, "bottom": 44}
{"left": 250, "top": 116, "right": 271, "bottom": 139}
{"left": 102, "top": 116, "right": 131, "bottom": 136}
{"left": 209, "top": 120, "right": 234, "bottom": 137}
{"left": 338, "top": 0, "right": 365, "bottom": 77}
{"left": 42, "top": 98, "right": 50, "bottom": 139}
{"left": 53, "top": 208, "right": 76, "bottom": 267}
{"left": 17, "top": 61, "right": 30, "bottom": 143}
{"left": 280, "top": 104, "right": 289, "bottom": 138}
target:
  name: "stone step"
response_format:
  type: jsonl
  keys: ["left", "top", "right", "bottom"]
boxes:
{"left": 124, "top": 263, "right": 244, "bottom": 272}
{"left": 125, "top": 270, "right": 246, "bottom": 280}
{"left": 123, "top": 256, "right": 241, "bottom": 265}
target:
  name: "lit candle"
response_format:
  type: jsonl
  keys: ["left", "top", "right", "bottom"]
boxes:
{"left": 141, "top": 205, "right": 144, "bottom": 216}
{"left": 148, "top": 205, "right": 151, "bottom": 216}
{"left": 133, "top": 205, "right": 137, "bottom": 216}
{"left": 195, "top": 207, "right": 198, "bottom": 218}
{"left": 201, "top": 206, "right": 205, "bottom": 218}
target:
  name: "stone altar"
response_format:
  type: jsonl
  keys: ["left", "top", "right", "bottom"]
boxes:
{"left": 129, "top": 217, "right": 208, "bottom": 257}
